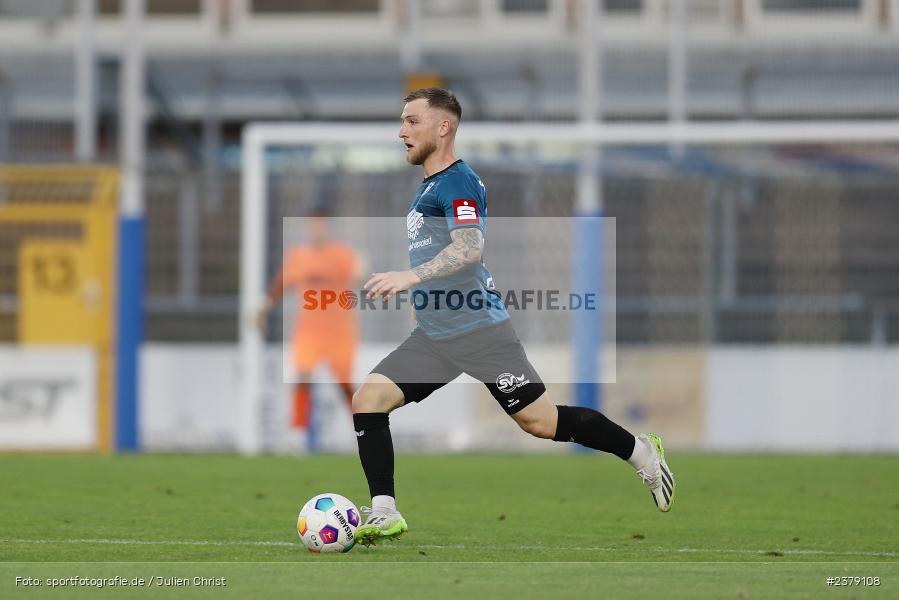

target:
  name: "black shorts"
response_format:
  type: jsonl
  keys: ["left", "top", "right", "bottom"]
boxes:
{"left": 371, "top": 319, "right": 546, "bottom": 415}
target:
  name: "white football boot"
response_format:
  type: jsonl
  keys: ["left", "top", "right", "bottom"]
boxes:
{"left": 355, "top": 506, "right": 409, "bottom": 546}
{"left": 635, "top": 433, "right": 676, "bottom": 512}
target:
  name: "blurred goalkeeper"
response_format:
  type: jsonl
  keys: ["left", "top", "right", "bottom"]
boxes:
{"left": 352, "top": 88, "right": 676, "bottom": 546}
{"left": 257, "top": 210, "right": 361, "bottom": 441}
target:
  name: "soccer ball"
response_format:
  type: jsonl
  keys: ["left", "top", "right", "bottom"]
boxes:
{"left": 297, "top": 493, "right": 360, "bottom": 553}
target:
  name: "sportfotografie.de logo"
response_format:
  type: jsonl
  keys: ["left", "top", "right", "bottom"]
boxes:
{"left": 300, "top": 289, "right": 597, "bottom": 312}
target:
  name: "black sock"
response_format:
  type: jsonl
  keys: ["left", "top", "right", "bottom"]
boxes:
{"left": 552, "top": 405, "right": 635, "bottom": 460}
{"left": 353, "top": 412, "right": 395, "bottom": 498}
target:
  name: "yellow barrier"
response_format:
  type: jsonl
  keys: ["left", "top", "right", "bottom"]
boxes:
{"left": 0, "top": 165, "right": 118, "bottom": 452}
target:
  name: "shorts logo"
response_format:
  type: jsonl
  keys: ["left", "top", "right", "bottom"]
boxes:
{"left": 496, "top": 372, "right": 530, "bottom": 394}
{"left": 407, "top": 209, "right": 424, "bottom": 240}
{"left": 453, "top": 199, "right": 479, "bottom": 224}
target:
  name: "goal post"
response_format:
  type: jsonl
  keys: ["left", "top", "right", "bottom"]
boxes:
{"left": 239, "top": 120, "right": 899, "bottom": 456}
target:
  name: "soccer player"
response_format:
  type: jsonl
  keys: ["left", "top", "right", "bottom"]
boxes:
{"left": 257, "top": 210, "right": 361, "bottom": 444}
{"left": 353, "top": 88, "right": 675, "bottom": 545}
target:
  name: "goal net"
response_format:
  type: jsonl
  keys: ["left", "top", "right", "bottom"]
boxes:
{"left": 239, "top": 121, "right": 899, "bottom": 455}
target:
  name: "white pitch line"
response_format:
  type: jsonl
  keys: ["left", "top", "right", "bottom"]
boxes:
{"left": 2, "top": 539, "right": 295, "bottom": 548}
{"left": 2, "top": 538, "right": 897, "bottom": 559}
{"left": 414, "top": 544, "right": 899, "bottom": 559}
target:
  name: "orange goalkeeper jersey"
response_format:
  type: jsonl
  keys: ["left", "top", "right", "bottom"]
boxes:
{"left": 277, "top": 241, "right": 359, "bottom": 337}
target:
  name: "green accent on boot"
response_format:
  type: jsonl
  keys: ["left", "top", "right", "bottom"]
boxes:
{"left": 356, "top": 518, "right": 408, "bottom": 547}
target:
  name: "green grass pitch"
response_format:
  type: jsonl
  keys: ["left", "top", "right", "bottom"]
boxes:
{"left": 1, "top": 453, "right": 897, "bottom": 598}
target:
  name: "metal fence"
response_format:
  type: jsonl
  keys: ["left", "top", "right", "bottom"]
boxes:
{"left": 136, "top": 143, "right": 899, "bottom": 345}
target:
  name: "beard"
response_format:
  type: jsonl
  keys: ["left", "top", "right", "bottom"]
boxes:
{"left": 407, "top": 139, "right": 437, "bottom": 166}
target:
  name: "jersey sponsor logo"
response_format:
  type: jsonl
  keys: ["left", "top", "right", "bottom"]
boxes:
{"left": 453, "top": 199, "right": 479, "bottom": 224}
{"left": 409, "top": 236, "right": 432, "bottom": 250}
{"left": 407, "top": 209, "right": 424, "bottom": 240}
{"left": 496, "top": 372, "right": 530, "bottom": 394}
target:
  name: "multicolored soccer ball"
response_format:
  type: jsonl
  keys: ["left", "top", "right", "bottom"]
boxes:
{"left": 297, "top": 493, "right": 360, "bottom": 553}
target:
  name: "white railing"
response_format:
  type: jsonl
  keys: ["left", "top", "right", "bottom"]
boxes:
{"left": 0, "top": 0, "right": 894, "bottom": 52}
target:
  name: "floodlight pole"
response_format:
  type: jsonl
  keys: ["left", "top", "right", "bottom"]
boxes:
{"left": 573, "top": 0, "right": 604, "bottom": 417}
{"left": 116, "top": 0, "right": 146, "bottom": 452}
{"left": 576, "top": 0, "right": 601, "bottom": 215}
{"left": 668, "top": 0, "right": 688, "bottom": 157}
{"left": 75, "top": 0, "right": 96, "bottom": 162}
{"left": 400, "top": 0, "right": 423, "bottom": 72}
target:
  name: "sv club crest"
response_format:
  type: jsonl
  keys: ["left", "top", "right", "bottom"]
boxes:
{"left": 496, "top": 372, "right": 530, "bottom": 394}
{"left": 407, "top": 209, "right": 424, "bottom": 240}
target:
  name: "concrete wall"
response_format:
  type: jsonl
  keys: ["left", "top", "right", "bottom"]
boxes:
{"left": 139, "top": 343, "right": 899, "bottom": 453}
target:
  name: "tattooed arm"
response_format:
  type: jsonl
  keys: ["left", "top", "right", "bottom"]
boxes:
{"left": 412, "top": 227, "right": 484, "bottom": 283}
{"left": 364, "top": 228, "right": 484, "bottom": 299}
